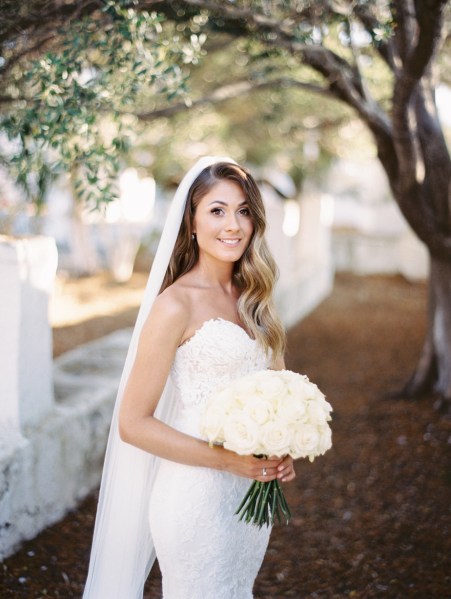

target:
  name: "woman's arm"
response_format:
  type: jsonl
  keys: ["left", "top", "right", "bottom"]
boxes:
{"left": 118, "top": 292, "right": 289, "bottom": 482}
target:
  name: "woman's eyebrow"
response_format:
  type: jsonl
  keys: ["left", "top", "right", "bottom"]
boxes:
{"left": 207, "top": 200, "right": 248, "bottom": 206}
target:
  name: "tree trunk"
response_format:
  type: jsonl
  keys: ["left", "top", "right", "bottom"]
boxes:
{"left": 404, "top": 255, "right": 451, "bottom": 405}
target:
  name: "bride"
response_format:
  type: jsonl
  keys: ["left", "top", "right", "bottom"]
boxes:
{"left": 83, "top": 157, "right": 296, "bottom": 599}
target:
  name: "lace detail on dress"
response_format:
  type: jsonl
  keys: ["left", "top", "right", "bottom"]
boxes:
{"left": 172, "top": 318, "right": 268, "bottom": 403}
{"left": 170, "top": 318, "right": 270, "bottom": 438}
{"left": 148, "top": 318, "right": 272, "bottom": 599}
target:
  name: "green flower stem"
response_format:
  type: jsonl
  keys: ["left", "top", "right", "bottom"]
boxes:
{"left": 271, "top": 481, "right": 279, "bottom": 522}
{"left": 256, "top": 480, "right": 272, "bottom": 524}
{"left": 236, "top": 481, "right": 261, "bottom": 522}
{"left": 247, "top": 482, "right": 265, "bottom": 523}
{"left": 235, "top": 479, "right": 292, "bottom": 528}
{"left": 276, "top": 481, "right": 292, "bottom": 524}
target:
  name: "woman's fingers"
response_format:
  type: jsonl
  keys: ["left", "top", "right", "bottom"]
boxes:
{"left": 246, "top": 455, "right": 279, "bottom": 481}
{"left": 276, "top": 455, "right": 296, "bottom": 483}
{"left": 225, "top": 451, "right": 296, "bottom": 483}
{"left": 248, "top": 456, "right": 296, "bottom": 482}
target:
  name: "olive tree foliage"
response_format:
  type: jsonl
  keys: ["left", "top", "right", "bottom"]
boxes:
{"left": 129, "top": 36, "right": 359, "bottom": 184}
{"left": 1, "top": 0, "right": 450, "bottom": 403}
{"left": 0, "top": 0, "right": 203, "bottom": 210}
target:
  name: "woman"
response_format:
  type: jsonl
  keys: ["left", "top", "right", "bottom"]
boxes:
{"left": 83, "top": 157, "right": 295, "bottom": 599}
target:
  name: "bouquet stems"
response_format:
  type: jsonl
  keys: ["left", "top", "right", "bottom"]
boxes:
{"left": 235, "top": 480, "right": 291, "bottom": 528}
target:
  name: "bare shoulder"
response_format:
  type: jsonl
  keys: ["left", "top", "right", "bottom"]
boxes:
{"left": 154, "top": 283, "right": 190, "bottom": 320}
{"left": 141, "top": 284, "right": 191, "bottom": 348}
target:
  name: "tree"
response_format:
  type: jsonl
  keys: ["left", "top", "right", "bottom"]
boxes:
{"left": 1, "top": 1, "right": 450, "bottom": 403}
{"left": 149, "top": 0, "right": 451, "bottom": 405}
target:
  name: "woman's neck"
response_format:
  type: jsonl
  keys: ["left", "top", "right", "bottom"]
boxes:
{"left": 190, "top": 258, "right": 235, "bottom": 293}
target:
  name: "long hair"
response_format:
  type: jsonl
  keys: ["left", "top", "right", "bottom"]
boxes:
{"left": 161, "top": 162, "right": 286, "bottom": 359}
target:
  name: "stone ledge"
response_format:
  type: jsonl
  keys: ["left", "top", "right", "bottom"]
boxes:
{"left": 0, "top": 329, "right": 132, "bottom": 560}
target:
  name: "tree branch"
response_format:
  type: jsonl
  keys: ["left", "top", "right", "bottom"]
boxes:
{"left": 395, "top": 181, "right": 451, "bottom": 259}
{"left": 392, "top": 0, "right": 447, "bottom": 190}
{"left": 413, "top": 82, "right": 451, "bottom": 229}
{"left": 135, "top": 77, "right": 334, "bottom": 121}
{"left": 352, "top": 3, "right": 396, "bottom": 71}
{"left": 0, "top": 95, "right": 29, "bottom": 104}
{"left": 287, "top": 42, "right": 392, "bottom": 138}
{"left": 0, "top": 0, "right": 101, "bottom": 47}
{"left": 391, "top": 0, "right": 418, "bottom": 65}
{"left": 342, "top": 14, "right": 373, "bottom": 104}
{"left": 146, "top": 0, "right": 296, "bottom": 35}
{"left": 154, "top": 1, "right": 393, "bottom": 140}
{"left": 406, "top": 0, "right": 448, "bottom": 82}
{"left": 0, "top": 34, "right": 56, "bottom": 76}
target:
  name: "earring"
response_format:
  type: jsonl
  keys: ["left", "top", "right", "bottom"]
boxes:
{"left": 192, "top": 233, "right": 196, "bottom": 241}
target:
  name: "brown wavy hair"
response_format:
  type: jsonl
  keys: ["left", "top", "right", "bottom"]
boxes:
{"left": 161, "top": 161, "right": 286, "bottom": 359}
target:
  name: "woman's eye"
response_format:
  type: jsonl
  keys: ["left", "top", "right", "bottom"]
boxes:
{"left": 239, "top": 208, "right": 250, "bottom": 216}
{"left": 211, "top": 207, "right": 223, "bottom": 215}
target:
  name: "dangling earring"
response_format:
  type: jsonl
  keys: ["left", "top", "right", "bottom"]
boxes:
{"left": 192, "top": 233, "right": 196, "bottom": 241}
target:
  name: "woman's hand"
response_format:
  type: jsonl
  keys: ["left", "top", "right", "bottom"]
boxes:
{"left": 220, "top": 450, "right": 296, "bottom": 483}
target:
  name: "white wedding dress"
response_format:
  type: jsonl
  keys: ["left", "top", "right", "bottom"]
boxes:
{"left": 148, "top": 318, "right": 272, "bottom": 599}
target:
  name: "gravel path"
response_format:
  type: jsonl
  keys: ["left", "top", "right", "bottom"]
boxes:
{"left": 1, "top": 274, "right": 450, "bottom": 598}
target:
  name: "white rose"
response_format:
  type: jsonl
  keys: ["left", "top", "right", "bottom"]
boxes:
{"left": 245, "top": 395, "right": 275, "bottom": 425}
{"left": 280, "top": 371, "right": 312, "bottom": 400}
{"left": 225, "top": 395, "right": 245, "bottom": 416}
{"left": 301, "top": 378, "right": 322, "bottom": 401}
{"left": 230, "top": 376, "right": 258, "bottom": 401}
{"left": 319, "top": 397, "right": 333, "bottom": 419}
{"left": 277, "top": 394, "right": 308, "bottom": 424}
{"left": 307, "top": 380, "right": 323, "bottom": 398}
{"left": 290, "top": 423, "right": 321, "bottom": 459}
{"left": 259, "top": 421, "right": 291, "bottom": 457}
{"left": 280, "top": 370, "right": 299, "bottom": 384}
{"left": 317, "top": 425, "right": 332, "bottom": 454}
{"left": 306, "top": 400, "right": 330, "bottom": 426}
{"left": 210, "top": 388, "right": 236, "bottom": 416}
{"left": 259, "top": 373, "right": 287, "bottom": 404}
{"left": 251, "top": 370, "right": 273, "bottom": 388}
{"left": 223, "top": 415, "right": 260, "bottom": 455}
{"left": 200, "top": 403, "right": 226, "bottom": 444}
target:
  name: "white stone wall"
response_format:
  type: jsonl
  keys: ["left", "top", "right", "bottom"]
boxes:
{"left": 263, "top": 183, "right": 334, "bottom": 327}
{"left": 324, "top": 159, "right": 429, "bottom": 281}
{"left": 0, "top": 236, "right": 58, "bottom": 430}
{"left": 332, "top": 218, "right": 429, "bottom": 282}
{"left": 0, "top": 330, "right": 131, "bottom": 560}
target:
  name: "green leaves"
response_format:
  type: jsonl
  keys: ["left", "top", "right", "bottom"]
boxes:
{"left": 0, "top": 1, "right": 203, "bottom": 210}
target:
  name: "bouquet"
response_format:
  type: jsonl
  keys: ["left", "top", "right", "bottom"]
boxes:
{"left": 200, "top": 369, "right": 332, "bottom": 528}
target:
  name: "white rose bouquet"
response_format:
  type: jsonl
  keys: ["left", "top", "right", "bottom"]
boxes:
{"left": 200, "top": 369, "right": 332, "bottom": 528}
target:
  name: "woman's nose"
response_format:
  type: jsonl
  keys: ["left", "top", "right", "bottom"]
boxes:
{"left": 225, "top": 212, "right": 240, "bottom": 231}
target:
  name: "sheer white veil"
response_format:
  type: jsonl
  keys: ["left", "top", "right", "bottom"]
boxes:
{"left": 83, "top": 156, "right": 237, "bottom": 599}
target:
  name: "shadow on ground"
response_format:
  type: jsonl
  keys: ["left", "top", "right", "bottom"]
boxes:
{"left": 1, "top": 274, "right": 450, "bottom": 598}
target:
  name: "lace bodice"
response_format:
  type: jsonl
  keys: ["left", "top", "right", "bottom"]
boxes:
{"left": 169, "top": 318, "right": 270, "bottom": 438}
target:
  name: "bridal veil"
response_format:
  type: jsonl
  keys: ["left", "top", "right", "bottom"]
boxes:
{"left": 83, "top": 156, "right": 236, "bottom": 598}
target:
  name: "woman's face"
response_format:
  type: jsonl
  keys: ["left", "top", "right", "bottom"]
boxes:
{"left": 192, "top": 179, "right": 254, "bottom": 266}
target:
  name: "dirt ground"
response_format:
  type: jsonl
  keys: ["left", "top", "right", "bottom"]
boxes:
{"left": 1, "top": 273, "right": 450, "bottom": 598}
